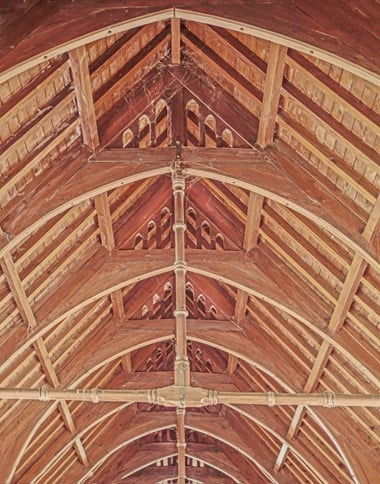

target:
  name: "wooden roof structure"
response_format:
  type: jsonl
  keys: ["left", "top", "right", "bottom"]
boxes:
{"left": 0, "top": 1, "right": 379, "bottom": 482}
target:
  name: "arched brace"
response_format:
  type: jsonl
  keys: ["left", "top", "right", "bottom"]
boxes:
{"left": 75, "top": 415, "right": 279, "bottom": 483}
{"left": 17, "top": 330, "right": 354, "bottom": 484}
{"left": 97, "top": 445, "right": 241, "bottom": 482}
{"left": 0, "top": 8, "right": 378, "bottom": 86}
{"left": 1, "top": 160, "right": 378, "bottom": 271}
{"left": 1, "top": 253, "right": 375, "bottom": 388}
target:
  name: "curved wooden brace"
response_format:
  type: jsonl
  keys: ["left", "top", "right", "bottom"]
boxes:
{"left": 22, "top": 328, "right": 353, "bottom": 484}
{"left": 116, "top": 452, "right": 178, "bottom": 480}
{"left": 185, "top": 451, "right": 241, "bottom": 484}
{"left": 0, "top": 250, "right": 378, "bottom": 398}
{"left": 0, "top": 8, "right": 378, "bottom": 86}
{"left": 2, "top": 151, "right": 378, "bottom": 271}
{"left": 226, "top": 404, "right": 339, "bottom": 483}
{"left": 185, "top": 162, "right": 379, "bottom": 272}
{"left": 1, "top": 250, "right": 375, "bottom": 387}
{"left": 0, "top": 160, "right": 172, "bottom": 259}
{"left": 117, "top": 447, "right": 252, "bottom": 483}
{"left": 4, "top": 401, "right": 59, "bottom": 484}
{"left": 76, "top": 412, "right": 280, "bottom": 483}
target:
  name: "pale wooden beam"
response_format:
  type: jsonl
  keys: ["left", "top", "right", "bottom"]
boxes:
{"left": 4, "top": 147, "right": 378, "bottom": 272}
{"left": 69, "top": 45, "right": 99, "bottom": 149}
{"left": 0, "top": 386, "right": 378, "bottom": 407}
{"left": 234, "top": 290, "right": 248, "bottom": 324}
{"left": 256, "top": 42, "right": 287, "bottom": 148}
{"left": 244, "top": 192, "right": 264, "bottom": 251}
{"left": 0, "top": 253, "right": 89, "bottom": 466}
{"left": 226, "top": 355, "right": 238, "bottom": 376}
{"left": 171, "top": 17, "right": 181, "bottom": 64}
{"left": 94, "top": 192, "right": 125, "bottom": 322}
{"left": 172, "top": 162, "right": 189, "bottom": 386}
{"left": 110, "top": 290, "right": 125, "bottom": 321}
{"left": 234, "top": 192, "right": 264, "bottom": 325}
{"left": 274, "top": 195, "right": 380, "bottom": 472}
{"left": 121, "top": 353, "right": 133, "bottom": 373}
{"left": 94, "top": 192, "right": 115, "bottom": 251}
{"left": 177, "top": 408, "right": 186, "bottom": 484}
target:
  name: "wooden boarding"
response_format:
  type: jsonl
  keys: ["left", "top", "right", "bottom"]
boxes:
{"left": 0, "top": 3, "right": 379, "bottom": 483}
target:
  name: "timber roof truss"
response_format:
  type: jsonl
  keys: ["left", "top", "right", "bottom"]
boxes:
{"left": 0, "top": 2, "right": 379, "bottom": 483}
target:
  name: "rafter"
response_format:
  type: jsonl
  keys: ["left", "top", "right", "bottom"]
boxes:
{"left": 274, "top": 195, "right": 380, "bottom": 471}
{"left": 69, "top": 45, "right": 99, "bottom": 149}
{"left": 94, "top": 192, "right": 125, "bottom": 322}
{"left": 257, "top": 42, "right": 287, "bottom": 148}
{"left": 0, "top": 252, "right": 89, "bottom": 467}
{"left": 234, "top": 191, "right": 264, "bottom": 341}
{"left": 2, "top": 147, "right": 377, "bottom": 271}
{"left": 3, "top": 250, "right": 377, "bottom": 390}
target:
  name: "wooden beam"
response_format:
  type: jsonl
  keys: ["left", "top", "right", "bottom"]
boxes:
{"left": 257, "top": 43, "right": 287, "bottom": 148}
{"left": 226, "top": 355, "right": 238, "bottom": 376}
{"left": 0, "top": 253, "right": 89, "bottom": 467}
{"left": 171, "top": 17, "right": 181, "bottom": 64}
{"left": 121, "top": 354, "right": 133, "bottom": 374}
{"left": 234, "top": 192, "right": 264, "bottom": 326}
{"left": 69, "top": 45, "right": 99, "bottom": 149}
{"left": 4, "top": 249, "right": 376, "bottom": 390}
{"left": 169, "top": 88, "right": 187, "bottom": 145}
{"left": 244, "top": 192, "right": 264, "bottom": 252}
{"left": 3, "top": 146, "right": 376, "bottom": 273}
{"left": 94, "top": 192, "right": 125, "bottom": 321}
{"left": 94, "top": 193, "right": 114, "bottom": 251}
{"left": 273, "top": 194, "right": 380, "bottom": 472}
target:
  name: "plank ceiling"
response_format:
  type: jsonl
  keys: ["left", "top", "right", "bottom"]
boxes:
{"left": 0, "top": 1, "right": 379, "bottom": 483}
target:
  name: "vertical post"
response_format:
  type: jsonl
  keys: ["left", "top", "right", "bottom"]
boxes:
{"left": 172, "top": 142, "right": 190, "bottom": 387}
{"left": 177, "top": 407, "right": 186, "bottom": 483}
{"left": 172, "top": 140, "right": 188, "bottom": 484}
{"left": 171, "top": 17, "right": 181, "bottom": 64}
